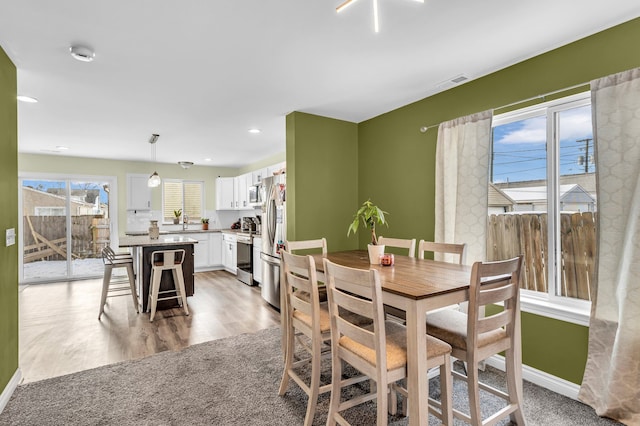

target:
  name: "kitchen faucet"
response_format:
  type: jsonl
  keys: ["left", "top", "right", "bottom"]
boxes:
{"left": 183, "top": 214, "right": 189, "bottom": 230}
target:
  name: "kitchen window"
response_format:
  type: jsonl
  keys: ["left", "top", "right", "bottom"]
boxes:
{"left": 488, "top": 92, "right": 595, "bottom": 325}
{"left": 162, "top": 180, "right": 204, "bottom": 223}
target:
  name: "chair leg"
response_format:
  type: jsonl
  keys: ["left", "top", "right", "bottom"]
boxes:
{"left": 149, "top": 268, "right": 161, "bottom": 322}
{"left": 467, "top": 358, "right": 482, "bottom": 426}
{"left": 126, "top": 263, "right": 139, "bottom": 313}
{"left": 376, "top": 377, "right": 388, "bottom": 426}
{"left": 505, "top": 347, "right": 526, "bottom": 425}
{"left": 440, "top": 355, "right": 453, "bottom": 426}
{"left": 326, "top": 349, "right": 343, "bottom": 426}
{"left": 303, "top": 337, "right": 321, "bottom": 426}
{"left": 389, "top": 384, "right": 398, "bottom": 415}
{"left": 99, "top": 265, "right": 112, "bottom": 319}
{"left": 278, "top": 321, "right": 294, "bottom": 396}
{"left": 173, "top": 266, "right": 189, "bottom": 316}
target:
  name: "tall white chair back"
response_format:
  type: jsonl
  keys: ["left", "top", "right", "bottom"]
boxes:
{"left": 417, "top": 240, "right": 466, "bottom": 265}
{"left": 377, "top": 236, "right": 416, "bottom": 258}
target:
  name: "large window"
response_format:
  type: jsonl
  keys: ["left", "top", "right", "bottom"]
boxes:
{"left": 162, "top": 180, "right": 204, "bottom": 223}
{"left": 488, "top": 93, "right": 595, "bottom": 323}
{"left": 20, "top": 175, "right": 114, "bottom": 283}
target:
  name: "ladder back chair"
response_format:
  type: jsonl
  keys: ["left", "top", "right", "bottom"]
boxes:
{"left": 278, "top": 250, "right": 333, "bottom": 426}
{"left": 281, "top": 239, "right": 329, "bottom": 363}
{"left": 417, "top": 240, "right": 467, "bottom": 265}
{"left": 323, "top": 259, "right": 453, "bottom": 426}
{"left": 426, "top": 256, "right": 526, "bottom": 426}
{"left": 285, "top": 237, "right": 327, "bottom": 256}
{"left": 377, "top": 236, "right": 416, "bottom": 258}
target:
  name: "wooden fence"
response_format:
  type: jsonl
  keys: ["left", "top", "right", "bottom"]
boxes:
{"left": 486, "top": 212, "right": 596, "bottom": 301}
{"left": 23, "top": 216, "right": 110, "bottom": 263}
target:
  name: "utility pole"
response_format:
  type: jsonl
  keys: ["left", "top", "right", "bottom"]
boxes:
{"left": 576, "top": 138, "right": 592, "bottom": 173}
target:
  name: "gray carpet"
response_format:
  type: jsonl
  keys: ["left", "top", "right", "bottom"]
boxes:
{"left": 0, "top": 327, "right": 621, "bottom": 425}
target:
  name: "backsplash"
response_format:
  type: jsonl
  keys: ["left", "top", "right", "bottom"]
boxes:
{"left": 125, "top": 209, "right": 259, "bottom": 232}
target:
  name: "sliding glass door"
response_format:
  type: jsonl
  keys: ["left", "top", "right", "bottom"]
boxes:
{"left": 21, "top": 176, "right": 114, "bottom": 283}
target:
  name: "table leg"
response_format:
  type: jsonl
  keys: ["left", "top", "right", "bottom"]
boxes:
{"left": 405, "top": 299, "right": 428, "bottom": 426}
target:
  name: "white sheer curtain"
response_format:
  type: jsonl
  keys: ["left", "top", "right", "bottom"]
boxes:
{"left": 578, "top": 68, "right": 640, "bottom": 425}
{"left": 435, "top": 110, "right": 493, "bottom": 265}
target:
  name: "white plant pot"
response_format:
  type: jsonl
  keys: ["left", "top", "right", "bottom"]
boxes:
{"left": 367, "top": 244, "right": 385, "bottom": 264}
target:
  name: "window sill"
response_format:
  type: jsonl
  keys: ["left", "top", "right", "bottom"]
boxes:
{"left": 519, "top": 295, "right": 590, "bottom": 327}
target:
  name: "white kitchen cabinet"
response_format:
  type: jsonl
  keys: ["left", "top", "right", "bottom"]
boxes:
{"left": 209, "top": 233, "right": 223, "bottom": 266}
{"left": 188, "top": 233, "right": 210, "bottom": 270}
{"left": 126, "top": 174, "right": 151, "bottom": 211}
{"left": 235, "top": 172, "right": 252, "bottom": 210}
{"left": 216, "top": 177, "right": 235, "bottom": 210}
{"left": 222, "top": 233, "right": 237, "bottom": 273}
{"left": 267, "top": 162, "right": 286, "bottom": 177}
{"left": 252, "top": 237, "right": 262, "bottom": 284}
{"left": 251, "top": 168, "right": 267, "bottom": 185}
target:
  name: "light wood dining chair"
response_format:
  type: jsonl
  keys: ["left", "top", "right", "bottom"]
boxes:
{"left": 426, "top": 256, "right": 526, "bottom": 426}
{"left": 278, "top": 250, "right": 332, "bottom": 426}
{"left": 285, "top": 237, "right": 327, "bottom": 256}
{"left": 323, "top": 259, "right": 453, "bottom": 426}
{"left": 385, "top": 240, "right": 467, "bottom": 323}
{"left": 417, "top": 240, "right": 467, "bottom": 265}
{"left": 377, "top": 236, "right": 416, "bottom": 258}
{"left": 281, "top": 239, "right": 329, "bottom": 366}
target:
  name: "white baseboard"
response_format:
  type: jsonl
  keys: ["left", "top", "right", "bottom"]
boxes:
{"left": 0, "top": 368, "right": 21, "bottom": 414}
{"left": 485, "top": 355, "right": 580, "bottom": 400}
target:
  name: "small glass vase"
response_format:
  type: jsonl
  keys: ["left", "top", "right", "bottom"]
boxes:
{"left": 149, "top": 220, "right": 160, "bottom": 239}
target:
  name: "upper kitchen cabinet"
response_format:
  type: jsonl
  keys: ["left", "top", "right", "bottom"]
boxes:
{"left": 267, "top": 162, "right": 286, "bottom": 177}
{"left": 235, "top": 172, "right": 251, "bottom": 210}
{"left": 127, "top": 174, "right": 151, "bottom": 211}
{"left": 251, "top": 168, "right": 267, "bottom": 185}
{"left": 216, "top": 177, "right": 236, "bottom": 210}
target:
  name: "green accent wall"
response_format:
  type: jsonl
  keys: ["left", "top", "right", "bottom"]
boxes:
{"left": 487, "top": 306, "right": 590, "bottom": 384}
{"left": 0, "top": 46, "right": 18, "bottom": 395}
{"left": 289, "top": 17, "right": 640, "bottom": 384}
{"left": 286, "top": 112, "right": 359, "bottom": 251}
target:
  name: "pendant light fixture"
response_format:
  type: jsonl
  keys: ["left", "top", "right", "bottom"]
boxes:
{"left": 148, "top": 134, "right": 161, "bottom": 188}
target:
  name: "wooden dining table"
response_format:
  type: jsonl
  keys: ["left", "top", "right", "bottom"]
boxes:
{"left": 311, "top": 250, "right": 523, "bottom": 426}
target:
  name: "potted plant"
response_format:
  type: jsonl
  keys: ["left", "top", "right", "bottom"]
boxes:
{"left": 173, "top": 209, "right": 182, "bottom": 225}
{"left": 347, "top": 199, "right": 389, "bottom": 264}
{"left": 201, "top": 218, "right": 209, "bottom": 230}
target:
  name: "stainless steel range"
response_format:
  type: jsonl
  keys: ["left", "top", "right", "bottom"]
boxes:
{"left": 236, "top": 232, "right": 255, "bottom": 286}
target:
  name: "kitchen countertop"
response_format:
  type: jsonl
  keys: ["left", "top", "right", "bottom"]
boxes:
{"left": 119, "top": 235, "right": 199, "bottom": 247}
{"left": 124, "top": 229, "right": 261, "bottom": 237}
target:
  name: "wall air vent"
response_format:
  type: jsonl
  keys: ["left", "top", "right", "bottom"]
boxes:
{"left": 450, "top": 75, "right": 468, "bottom": 84}
{"left": 435, "top": 74, "right": 469, "bottom": 91}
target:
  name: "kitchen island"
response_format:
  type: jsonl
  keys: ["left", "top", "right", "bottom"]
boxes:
{"left": 119, "top": 235, "right": 198, "bottom": 312}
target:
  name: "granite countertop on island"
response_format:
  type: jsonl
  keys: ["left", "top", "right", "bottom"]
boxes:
{"left": 119, "top": 235, "right": 199, "bottom": 247}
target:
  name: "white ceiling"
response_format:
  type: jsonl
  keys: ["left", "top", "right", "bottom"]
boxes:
{"left": 1, "top": 1, "right": 639, "bottom": 168}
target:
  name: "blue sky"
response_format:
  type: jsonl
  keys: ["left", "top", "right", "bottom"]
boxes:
{"left": 491, "top": 105, "right": 594, "bottom": 183}
{"left": 22, "top": 180, "right": 110, "bottom": 204}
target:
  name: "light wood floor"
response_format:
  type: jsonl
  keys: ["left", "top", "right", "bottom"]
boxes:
{"left": 18, "top": 270, "right": 280, "bottom": 384}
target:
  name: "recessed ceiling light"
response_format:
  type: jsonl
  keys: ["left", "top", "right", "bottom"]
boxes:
{"left": 69, "top": 45, "right": 95, "bottom": 62}
{"left": 204, "top": 158, "right": 212, "bottom": 162}
{"left": 56, "top": 145, "right": 69, "bottom": 151}
{"left": 248, "top": 128, "right": 261, "bottom": 134}
{"left": 17, "top": 95, "right": 38, "bottom": 103}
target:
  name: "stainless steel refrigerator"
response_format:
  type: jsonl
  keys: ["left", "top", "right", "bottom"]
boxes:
{"left": 260, "top": 174, "right": 286, "bottom": 309}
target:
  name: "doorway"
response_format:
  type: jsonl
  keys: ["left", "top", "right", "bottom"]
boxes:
{"left": 19, "top": 174, "right": 117, "bottom": 283}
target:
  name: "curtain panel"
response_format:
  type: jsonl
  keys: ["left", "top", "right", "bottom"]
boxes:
{"left": 435, "top": 110, "right": 493, "bottom": 265}
{"left": 579, "top": 68, "right": 640, "bottom": 425}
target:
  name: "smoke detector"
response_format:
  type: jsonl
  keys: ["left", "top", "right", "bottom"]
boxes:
{"left": 69, "top": 45, "right": 95, "bottom": 62}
